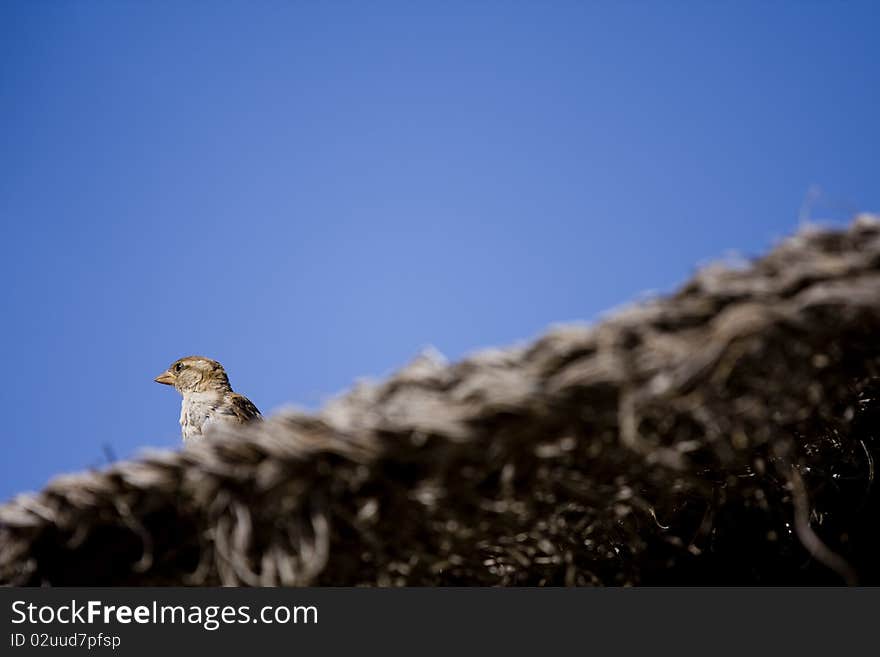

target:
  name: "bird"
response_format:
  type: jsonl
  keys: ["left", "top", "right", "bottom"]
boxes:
{"left": 154, "top": 356, "right": 261, "bottom": 442}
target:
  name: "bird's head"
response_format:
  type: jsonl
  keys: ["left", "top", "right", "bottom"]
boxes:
{"left": 154, "top": 356, "right": 231, "bottom": 394}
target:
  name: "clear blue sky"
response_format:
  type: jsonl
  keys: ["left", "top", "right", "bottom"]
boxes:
{"left": 1, "top": 2, "right": 878, "bottom": 501}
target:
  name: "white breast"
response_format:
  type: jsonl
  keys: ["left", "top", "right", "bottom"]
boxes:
{"left": 180, "top": 392, "right": 225, "bottom": 442}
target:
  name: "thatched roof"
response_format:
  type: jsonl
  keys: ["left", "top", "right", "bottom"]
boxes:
{"left": 3, "top": 217, "right": 880, "bottom": 586}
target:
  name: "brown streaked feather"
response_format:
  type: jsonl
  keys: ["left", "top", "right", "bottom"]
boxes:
{"left": 220, "top": 393, "right": 262, "bottom": 423}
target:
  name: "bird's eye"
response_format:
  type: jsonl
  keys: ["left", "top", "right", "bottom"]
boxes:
{"left": 174, "top": 363, "right": 184, "bottom": 373}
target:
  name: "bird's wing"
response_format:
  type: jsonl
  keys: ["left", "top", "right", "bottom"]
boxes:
{"left": 221, "top": 393, "right": 262, "bottom": 423}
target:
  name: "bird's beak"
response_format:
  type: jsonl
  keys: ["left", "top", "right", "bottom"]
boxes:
{"left": 154, "top": 370, "right": 176, "bottom": 386}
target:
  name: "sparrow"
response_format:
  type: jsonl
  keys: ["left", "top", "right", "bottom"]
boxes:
{"left": 154, "top": 356, "right": 261, "bottom": 442}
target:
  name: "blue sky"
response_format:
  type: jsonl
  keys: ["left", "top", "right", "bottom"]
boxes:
{"left": 1, "top": 1, "right": 878, "bottom": 501}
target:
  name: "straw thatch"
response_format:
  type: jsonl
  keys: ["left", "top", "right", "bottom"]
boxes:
{"left": 2, "top": 216, "right": 880, "bottom": 586}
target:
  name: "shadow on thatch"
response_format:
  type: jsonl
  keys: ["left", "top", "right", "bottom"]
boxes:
{"left": 2, "top": 217, "right": 880, "bottom": 586}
